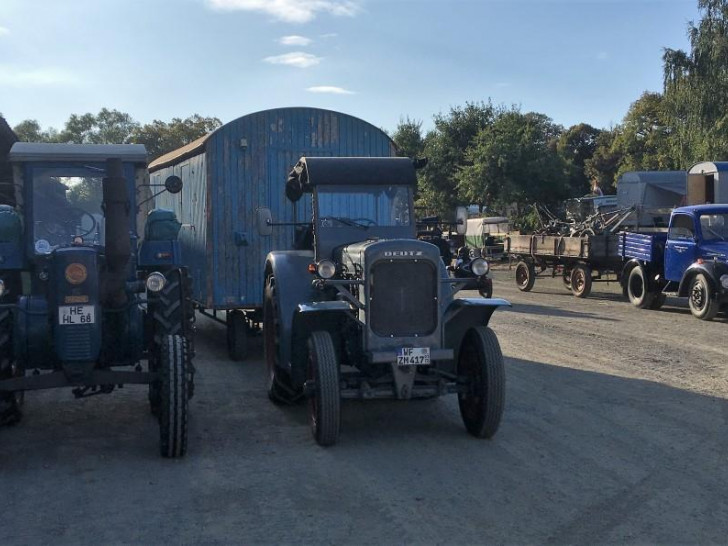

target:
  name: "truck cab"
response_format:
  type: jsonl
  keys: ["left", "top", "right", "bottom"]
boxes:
{"left": 622, "top": 204, "right": 728, "bottom": 320}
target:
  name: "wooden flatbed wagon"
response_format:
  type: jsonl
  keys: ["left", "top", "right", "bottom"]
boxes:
{"left": 506, "top": 233, "right": 624, "bottom": 297}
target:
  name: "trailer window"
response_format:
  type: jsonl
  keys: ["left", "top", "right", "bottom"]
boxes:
{"left": 700, "top": 213, "right": 728, "bottom": 242}
{"left": 668, "top": 214, "right": 695, "bottom": 241}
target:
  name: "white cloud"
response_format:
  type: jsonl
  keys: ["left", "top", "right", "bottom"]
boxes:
{"left": 279, "top": 35, "right": 312, "bottom": 46}
{"left": 0, "top": 26, "right": 9, "bottom": 37}
{"left": 205, "top": 0, "right": 360, "bottom": 23}
{"left": 307, "top": 85, "right": 355, "bottom": 95}
{"left": 0, "top": 66, "right": 79, "bottom": 87}
{"left": 264, "top": 52, "right": 321, "bottom": 68}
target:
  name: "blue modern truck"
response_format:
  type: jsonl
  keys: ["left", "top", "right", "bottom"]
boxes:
{"left": 620, "top": 204, "right": 728, "bottom": 320}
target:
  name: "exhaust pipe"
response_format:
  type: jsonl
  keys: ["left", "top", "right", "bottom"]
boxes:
{"left": 102, "top": 158, "right": 130, "bottom": 306}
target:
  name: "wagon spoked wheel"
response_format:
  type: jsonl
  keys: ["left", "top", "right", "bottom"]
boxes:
{"left": 688, "top": 273, "right": 719, "bottom": 321}
{"left": 562, "top": 268, "right": 572, "bottom": 290}
{"left": 307, "top": 331, "right": 341, "bottom": 447}
{"left": 515, "top": 261, "right": 535, "bottom": 292}
{"left": 0, "top": 307, "right": 23, "bottom": 426}
{"left": 159, "top": 334, "right": 189, "bottom": 458}
{"left": 264, "top": 276, "right": 295, "bottom": 404}
{"left": 457, "top": 326, "right": 505, "bottom": 438}
{"left": 570, "top": 263, "right": 592, "bottom": 298}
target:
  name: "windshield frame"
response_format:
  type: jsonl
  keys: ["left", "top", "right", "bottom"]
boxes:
{"left": 312, "top": 184, "right": 416, "bottom": 261}
{"left": 24, "top": 161, "right": 137, "bottom": 259}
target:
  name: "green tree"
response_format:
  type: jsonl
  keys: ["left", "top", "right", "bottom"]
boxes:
{"left": 457, "top": 109, "right": 567, "bottom": 218}
{"left": 58, "top": 108, "right": 140, "bottom": 144}
{"left": 584, "top": 128, "right": 621, "bottom": 191}
{"left": 391, "top": 117, "right": 424, "bottom": 159}
{"left": 663, "top": 0, "right": 728, "bottom": 165}
{"left": 130, "top": 114, "right": 222, "bottom": 160}
{"left": 557, "top": 123, "right": 602, "bottom": 195}
{"left": 13, "top": 119, "right": 59, "bottom": 142}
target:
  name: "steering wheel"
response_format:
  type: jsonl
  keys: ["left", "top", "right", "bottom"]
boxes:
{"left": 38, "top": 207, "right": 97, "bottom": 244}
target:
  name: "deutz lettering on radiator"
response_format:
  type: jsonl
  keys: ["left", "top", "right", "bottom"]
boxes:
{"left": 384, "top": 250, "right": 423, "bottom": 257}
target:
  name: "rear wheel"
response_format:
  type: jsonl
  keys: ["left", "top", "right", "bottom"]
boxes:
{"left": 515, "top": 261, "right": 535, "bottom": 292}
{"left": 570, "top": 263, "right": 592, "bottom": 298}
{"left": 688, "top": 273, "right": 719, "bottom": 321}
{"left": 627, "top": 266, "right": 656, "bottom": 309}
{"left": 226, "top": 310, "right": 249, "bottom": 361}
{"left": 0, "top": 307, "right": 22, "bottom": 426}
{"left": 159, "top": 334, "right": 189, "bottom": 458}
{"left": 264, "top": 276, "right": 295, "bottom": 404}
{"left": 457, "top": 327, "right": 505, "bottom": 438}
{"left": 308, "top": 331, "right": 341, "bottom": 446}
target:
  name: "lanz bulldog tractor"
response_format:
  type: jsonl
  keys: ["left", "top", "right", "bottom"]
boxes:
{"left": 0, "top": 143, "right": 194, "bottom": 457}
{"left": 259, "top": 157, "right": 510, "bottom": 446}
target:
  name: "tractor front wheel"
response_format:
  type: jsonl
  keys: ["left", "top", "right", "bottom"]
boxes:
{"left": 159, "top": 334, "right": 189, "bottom": 458}
{"left": 457, "top": 327, "right": 505, "bottom": 439}
{"left": 0, "top": 307, "right": 22, "bottom": 426}
{"left": 307, "top": 331, "right": 341, "bottom": 447}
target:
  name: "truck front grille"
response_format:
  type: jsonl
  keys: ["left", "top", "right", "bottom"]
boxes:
{"left": 369, "top": 260, "right": 437, "bottom": 336}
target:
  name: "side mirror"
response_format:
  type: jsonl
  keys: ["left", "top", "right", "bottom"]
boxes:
{"left": 455, "top": 206, "right": 468, "bottom": 235}
{"left": 257, "top": 207, "right": 273, "bottom": 236}
{"left": 164, "top": 175, "right": 183, "bottom": 194}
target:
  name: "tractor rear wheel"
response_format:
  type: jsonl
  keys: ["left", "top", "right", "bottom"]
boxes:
{"left": 159, "top": 334, "right": 189, "bottom": 458}
{"left": 307, "top": 331, "right": 341, "bottom": 447}
{"left": 457, "top": 327, "right": 505, "bottom": 439}
{"left": 0, "top": 307, "right": 22, "bottom": 426}
{"left": 264, "top": 276, "right": 297, "bottom": 404}
{"left": 226, "top": 310, "right": 249, "bottom": 361}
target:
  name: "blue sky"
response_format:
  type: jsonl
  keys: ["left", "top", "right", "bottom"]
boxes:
{"left": 0, "top": 0, "right": 700, "bottom": 135}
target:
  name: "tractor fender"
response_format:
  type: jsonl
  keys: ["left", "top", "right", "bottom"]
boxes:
{"left": 290, "top": 301, "right": 355, "bottom": 388}
{"left": 677, "top": 261, "right": 728, "bottom": 297}
{"left": 443, "top": 297, "right": 511, "bottom": 363}
{"left": 264, "top": 250, "right": 316, "bottom": 378}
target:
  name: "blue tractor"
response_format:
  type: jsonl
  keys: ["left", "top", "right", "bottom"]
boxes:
{"left": 0, "top": 143, "right": 194, "bottom": 457}
{"left": 259, "top": 157, "right": 510, "bottom": 446}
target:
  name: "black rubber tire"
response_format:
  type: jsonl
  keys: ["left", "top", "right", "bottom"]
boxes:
{"left": 649, "top": 293, "right": 667, "bottom": 310}
{"left": 626, "top": 266, "right": 656, "bottom": 309}
{"left": 458, "top": 327, "right": 505, "bottom": 438}
{"left": 159, "top": 334, "right": 189, "bottom": 458}
{"left": 688, "top": 273, "right": 720, "bottom": 321}
{"left": 570, "top": 264, "right": 592, "bottom": 298}
{"left": 148, "top": 268, "right": 195, "bottom": 414}
{"left": 478, "top": 278, "right": 493, "bottom": 298}
{"left": 226, "top": 311, "right": 249, "bottom": 361}
{"left": 308, "top": 331, "right": 341, "bottom": 447}
{"left": 263, "top": 277, "right": 296, "bottom": 404}
{"left": 562, "top": 269, "right": 572, "bottom": 290}
{"left": 0, "top": 307, "right": 22, "bottom": 426}
{"left": 515, "top": 261, "right": 536, "bottom": 292}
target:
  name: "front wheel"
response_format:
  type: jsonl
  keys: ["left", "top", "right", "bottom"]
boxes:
{"left": 457, "top": 327, "right": 505, "bottom": 438}
{"left": 159, "top": 335, "right": 189, "bottom": 458}
{"left": 688, "top": 273, "right": 719, "bottom": 321}
{"left": 478, "top": 278, "right": 493, "bottom": 298}
{"left": 515, "top": 261, "right": 535, "bottom": 292}
{"left": 308, "top": 331, "right": 341, "bottom": 446}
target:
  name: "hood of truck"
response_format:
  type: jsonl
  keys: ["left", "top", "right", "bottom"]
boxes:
{"left": 338, "top": 238, "right": 442, "bottom": 277}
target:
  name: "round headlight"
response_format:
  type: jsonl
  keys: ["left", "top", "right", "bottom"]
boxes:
{"left": 471, "top": 258, "right": 489, "bottom": 276}
{"left": 721, "top": 274, "right": 728, "bottom": 289}
{"left": 146, "top": 272, "right": 167, "bottom": 293}
{"left": 316, "top": 260, "right": 336, "bottom": 279}
{"left": 0, "top": 279, "right": 5, "bottom": 298}
{"left": 65, "top": 263, "right": 88, "bottom": 285}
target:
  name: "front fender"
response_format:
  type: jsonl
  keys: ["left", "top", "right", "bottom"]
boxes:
{"left": 444, "top": 297, "right": 511, "bottom": 362}
{"left": 678, "top": 261, "right": 728, "bottom": 297}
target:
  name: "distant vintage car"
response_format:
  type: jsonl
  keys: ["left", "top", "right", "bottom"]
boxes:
{"left": 258, "top": 157, "right": 510, "bottom": 446}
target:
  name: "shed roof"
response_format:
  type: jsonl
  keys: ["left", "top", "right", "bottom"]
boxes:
{"left": 148, "top": 133, "right": 211, "bottom": 172}
{"left": 8, "top": 142, "right": 147, "bottom": 163}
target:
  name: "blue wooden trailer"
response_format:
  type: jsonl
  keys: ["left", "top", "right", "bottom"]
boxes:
{"left": 148, "top": 107, "right": 397, "bottom": 360}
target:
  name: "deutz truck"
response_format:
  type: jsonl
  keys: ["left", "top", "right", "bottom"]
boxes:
{"left": 621, "top": 204, "right": 728, "bottom": 320}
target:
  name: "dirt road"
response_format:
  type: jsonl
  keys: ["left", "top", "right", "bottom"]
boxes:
{"left": 1, "top": 270, "right": 726, "bottom": 544}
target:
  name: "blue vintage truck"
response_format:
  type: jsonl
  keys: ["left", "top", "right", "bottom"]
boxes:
{"left": 620, "top": 204, "right": 728, "bottom": 320}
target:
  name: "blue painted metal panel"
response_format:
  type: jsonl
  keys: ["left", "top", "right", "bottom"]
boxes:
{"left": 151, "top": 107, "right": 396, "bottom": 310}
{"left": 618, "top": 232, "right": 667, "bottom": 263}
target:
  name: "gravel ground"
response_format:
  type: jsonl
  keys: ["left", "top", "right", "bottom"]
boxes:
{"left": 1, "top": 268, "right": 726, "bottom": 545}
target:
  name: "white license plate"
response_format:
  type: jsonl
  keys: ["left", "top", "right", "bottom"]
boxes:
{"left": 58, "top": 305, "right": 95, "bottom": 325}
{"left": 397, "top": 347, "right": 431, "bottom": 366}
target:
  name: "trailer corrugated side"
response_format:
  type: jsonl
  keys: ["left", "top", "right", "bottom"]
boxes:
{"left": 148, "top": 107, "right": 396, "bottom": 347}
